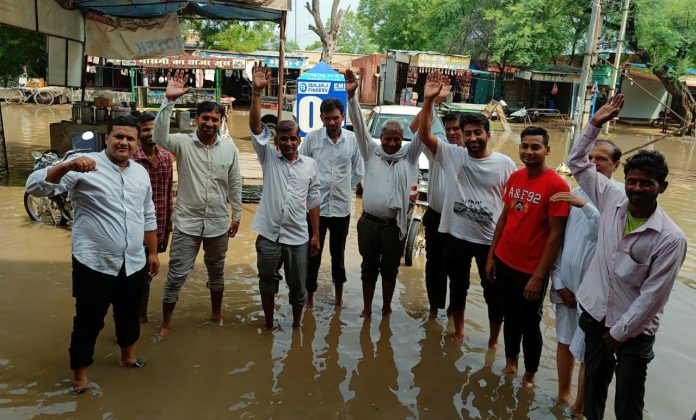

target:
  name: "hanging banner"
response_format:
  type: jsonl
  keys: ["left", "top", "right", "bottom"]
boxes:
{"left": 85, "top": 12, "right": 184, "bottom": 60}
{"left": 135, "top": 56, "right": 248, "bottom": 70}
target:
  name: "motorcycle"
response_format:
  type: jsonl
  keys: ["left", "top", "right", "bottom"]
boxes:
{"left": 404, "top": 171, "right": 429, "bottom": 267}
{"left": 651, "top": 110, "right": 679, "bottom": 128}
{"left": 23, "top": 136, "right": 92, "bottom": 225}
{"left": 509, "top": 107, "right": 539, "bottom": 123}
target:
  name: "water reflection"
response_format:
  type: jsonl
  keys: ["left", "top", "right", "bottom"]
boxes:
{"left": 2, "top": 105, "right": 696, "bottom": 418}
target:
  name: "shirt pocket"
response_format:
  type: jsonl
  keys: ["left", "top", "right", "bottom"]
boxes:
{"left": 213, "top": 162, "right": 229, "bottom": 183}
{"left": 124, "top": 184, "right": 148, "bottom": 222}
{"left": 612, "top": 250, "right": 650, "bottom": 288}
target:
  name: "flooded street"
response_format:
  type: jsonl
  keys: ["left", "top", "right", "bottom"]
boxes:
{"left": 0, "top": 103, "right": 694, "bottom": 419}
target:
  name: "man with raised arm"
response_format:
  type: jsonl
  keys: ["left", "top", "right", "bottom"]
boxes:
{"left": 153, "top": 70, "right": 242, "bottom": 336}
{"left": 249, "top": 63, "right": 321, "bottom": 329}
{"left": 345, "top": 69, "right": 425, "bottom": 318}
{"left": 548, "top": 138, "right": 622, "bottom": 416}
{"left": 568, "top": 95, "right": 687, "bottom": 420}
{"left": 407, "top": 98, "right": 465, "bottom": 319}
{"left": 26, "top": 116, "right": 158, "bottom": 394}
{"left": 299, "top": 98, "right": 363, "bottom": 308}
{"left": 416, "top": 71, "right": 516, "bottom": 344}
{"left": 485, "top": 124, "right": 569, "bottom": 388}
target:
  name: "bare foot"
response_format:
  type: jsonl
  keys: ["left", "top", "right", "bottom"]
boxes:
{"left": 306, "top": 294, "right": 314, "bottom": 309}
{"left": 209, "top": 317, "right": 223, "bottom": 326}
{"left": 429, "top": 308, "right": 438, "bottom": 318}
{"left": 522, "top": 371, "right": 536, "bottom": 388}
{"left": 555, "top": 396, "right": 571, "bottom": 406}
{"left": 360, "top": 308, "right": 372, "bottom": 318}
{"left": 382, "top": 307, "right": 392, "bottom": 317}
{"left": 570, "top": 402, "right": 583, "bottom": 417}
{"left": 158, "top": 326, "right": 170, "bottom": 337}
{"left": 502, "top": 359, "right": 518, "bottom": 375}
{"left": 452, "top": 332, "right": 465, "bottom": 343}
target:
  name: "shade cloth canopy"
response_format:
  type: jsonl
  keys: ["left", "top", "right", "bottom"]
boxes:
{"left": 56, "top": 0, "right": 289, "bottom": 21}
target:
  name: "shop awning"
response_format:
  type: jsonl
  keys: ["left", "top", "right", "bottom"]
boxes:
{"left": 54, "top": 0, "right": 290, "bottom": 21}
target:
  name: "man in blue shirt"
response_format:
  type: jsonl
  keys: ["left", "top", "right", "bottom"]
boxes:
{"left": 299, "top": 98, "right": 363, "bottom": 307}
{"left": 26, "top": 116, "right": 159, "bottom": 395}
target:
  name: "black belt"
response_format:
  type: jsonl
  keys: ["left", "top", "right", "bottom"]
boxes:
{"left": 362, "top": 212, "right": 397, "bottom": 225}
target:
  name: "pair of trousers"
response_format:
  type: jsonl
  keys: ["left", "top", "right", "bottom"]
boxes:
{"left": 162, "top": 227, "right": 229, "bottom": 303}
{"left": 356, "top": 214, "right": 405, "bottom": 284}
{"left": 580, "top": 311, "right": 655, "bottom": 420}
{"left": 422, "top": 208, "right": 448, "bottom": 309}
{"left": 306, "top": 215, "right": 350, "bottom": 294}
{"left": 496, "top": 257, "right": 547, "bottom": 373}
{"left": 256, "top": 235, "right": 308, "bottom": 307}
{"left": 445, "top": 235, "right": 501, "bottom": 322}
{"left": 69, "top": 256, "right": 148, "bottom": 370}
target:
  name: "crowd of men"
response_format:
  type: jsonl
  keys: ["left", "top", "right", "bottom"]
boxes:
{"left": 25, "top": 67, "right": 686, "bottom": 419}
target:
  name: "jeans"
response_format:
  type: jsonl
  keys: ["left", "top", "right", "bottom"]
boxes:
{"left": 445, "top": 236, "right": 500, "bottom": 323}
{"left": 162, "top": 227, "right": 229, "bottom": 303}
{"left": 580, "top": 311, "right": 655, "bottom": 420}
{"left": 496, "top": 257, "right": 547, "bottom": 373}
{"left": 306, "top": 215, "right": 350, "bottom": 294}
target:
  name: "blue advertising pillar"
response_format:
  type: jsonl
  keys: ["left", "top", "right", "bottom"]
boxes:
{"left": 295, "top": 62, "right": 347, "bottom": 137}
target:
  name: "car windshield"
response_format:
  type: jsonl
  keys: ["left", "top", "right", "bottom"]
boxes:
{"left": 369, "top": 113, "right": 446, "bottom": 141}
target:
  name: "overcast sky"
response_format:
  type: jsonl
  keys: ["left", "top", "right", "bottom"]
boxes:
{"left": 285, "top": 0, "right": 361, "bottom": 48}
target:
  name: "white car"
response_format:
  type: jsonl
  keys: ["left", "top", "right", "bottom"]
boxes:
{"left": 364, "top": 105, "right": 446, "bottom": 178}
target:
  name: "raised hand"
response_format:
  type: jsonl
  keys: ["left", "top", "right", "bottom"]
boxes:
{"left": 590, "top": 93, "right": 624, "bottom": 127}
{"left": 550, "top": 191, "right": 587, "bottom": 208}
{"left": 252, "top": 62, "right": 270, "bottom": 92}
{"left": 345, "top": 69, "right": 358, "bottom": 99}
{"left": 435, "top": 74, "right": 452, "bottom": 104}
{"left": 165, "top": 69, "right": 192, "bottom": 101}
{"left": 424, "top": 71, "right": 445, "bottom": 101}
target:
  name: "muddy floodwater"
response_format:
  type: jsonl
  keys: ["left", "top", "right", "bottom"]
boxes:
{"left": 0, "top": 104, "right": 695, "bottom": 419}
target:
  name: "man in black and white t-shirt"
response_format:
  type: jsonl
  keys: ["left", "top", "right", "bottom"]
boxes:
{"left": 417, "top": 71, "right": 516, "bottom": 344}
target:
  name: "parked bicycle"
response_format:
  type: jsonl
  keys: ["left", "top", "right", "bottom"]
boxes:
{"left": 23, "top": 144, "right": 90, "bottom": 225}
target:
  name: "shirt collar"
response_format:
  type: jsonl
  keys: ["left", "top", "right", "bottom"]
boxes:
{"left": 321, "top": 127, "right": 345, "bottom": 144}
{"left": 100, "top": 150, "right": 131, "bottom": 170}
{"left": 193, "top": 132, "right": 221, "bottom": 147}
{"left": 617, "top": 200, "right": 665, "bottom": 234}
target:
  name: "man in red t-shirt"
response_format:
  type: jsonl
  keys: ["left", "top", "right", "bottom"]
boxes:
{"left": 485, "top": 126, "right": 569, "bottom": 388}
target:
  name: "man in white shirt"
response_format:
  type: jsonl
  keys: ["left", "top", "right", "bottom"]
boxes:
{"left": 26, "top": 116, "right": 159, "bottom": 394}
{"left": 345, "top": 69, "right": 425, "bottom": 318}
{"left": 249, "top": 64, "right": 321, "bottom": 329}
{"left": 153, "top": 70, "right": 242, "bottom": 337}
{"left": 299, "top": 98, "right": 363, "bottom": 307}
{"left": 416, "top": 71, "right": 516, "bottom": 344}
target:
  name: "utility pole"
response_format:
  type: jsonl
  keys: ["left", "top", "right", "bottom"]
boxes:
{"left": 603, "top": 0, "right": 630, "bottom": 134}
{"left": 571, "top": 0, "right": 603, "bottom": 145}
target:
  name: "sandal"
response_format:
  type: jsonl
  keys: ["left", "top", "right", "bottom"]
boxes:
{"left": 120, "top": 359, "right": 145, "bottom": 368}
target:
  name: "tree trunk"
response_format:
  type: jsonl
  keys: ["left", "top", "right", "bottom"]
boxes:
{"left": 637, "top": 49, "right": 696, "bottom": 136}
{"left": 306, "top": 0, "right": 347, "bottom": 66}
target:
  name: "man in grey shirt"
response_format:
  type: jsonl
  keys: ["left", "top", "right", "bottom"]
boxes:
{"left": 345, "top": 69, "right": 425, "bottom": 318}
{"left": 153, "top": 70, "right": 242, "bottom": 336}
{"left": 299, "top": 98, "right": 363, "bottom": 308}
{"left": 26, "top": 116, "right": 159, "bottom": 394}
{"left": 249, "top": 64, "right": 321, "bottom": 329}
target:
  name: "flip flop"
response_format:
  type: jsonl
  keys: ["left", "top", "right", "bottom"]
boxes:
{"left": 120, "top": 359, "right": 145, "bottom": 368}
{"left": 70, "top": 387, "right": 87, "bottom": 396}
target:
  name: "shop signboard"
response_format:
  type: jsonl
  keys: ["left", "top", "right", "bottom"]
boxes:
{"left": 295, "top": 62, "right": 347, "bottom": 137}
{"left": 410, "top": 53, "right": 471, "bottom": 71}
